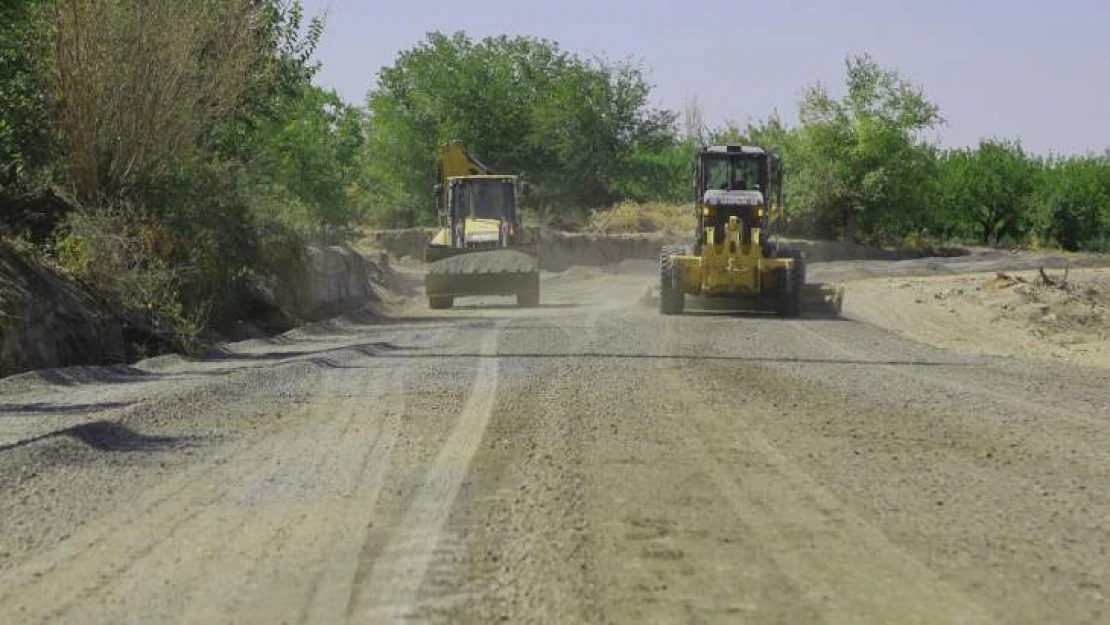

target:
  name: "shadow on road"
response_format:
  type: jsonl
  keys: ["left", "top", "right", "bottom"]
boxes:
{"left": 0, "top": 401, "right": 133, "bottom": 415}
{"left": 0, "top": 420, "right": 195, "bottom": 454}
{"left": 32, "top": 365, "right": 155, "bottom": 387}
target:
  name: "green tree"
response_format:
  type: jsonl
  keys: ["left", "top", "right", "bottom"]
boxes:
{"left": 938, "top": 140, "right": 1036, "bottom": 245}
{"left": 789, "top": 54, "right": 942, "bottom": 241}
{"left": 242, "top": 85, "right": 370, "bottom": 233}
{"left": 1036, "top": 154, "right": 1110, "bottom": 251}
{"left": 0, "top": 0, "right": 51, "bottom": 192}
{"left": 366, "top": 32, "right": 676, "bottom": 225}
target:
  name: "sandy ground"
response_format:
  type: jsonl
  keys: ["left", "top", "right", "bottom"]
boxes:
{"left": 808, "top": 248, "right": 1110, "bottom": 369}
{"left": 843, "top": 268, "right": 1110, "bottom": 368}
{"left": 0, "top": 252, "right": 1108, "bottom": 624}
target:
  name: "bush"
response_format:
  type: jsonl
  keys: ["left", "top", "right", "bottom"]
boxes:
{"left": 55, "top": 202, "right": 199, "bottom": 348}
{"left": 590, "top": 201, "right": 695, "bottom": 234}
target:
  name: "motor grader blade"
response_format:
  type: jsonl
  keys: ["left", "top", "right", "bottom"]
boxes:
{"left": 424, "top": 247, "right": 540, "bottom": 309}
{"left": 801, "top": 283, "right": 844, "bottom": 316}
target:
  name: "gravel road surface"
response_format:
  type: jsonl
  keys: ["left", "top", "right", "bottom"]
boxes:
{"left": 1, "top": 259, "right": 1108, "bottom": 624}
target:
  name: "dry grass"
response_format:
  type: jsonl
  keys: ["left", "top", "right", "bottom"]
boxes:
{"left": 589, "top": 201, "right": 695, "bottom": 235}
{"left": 48, "top": 0, "right": 260, "bottom": 200}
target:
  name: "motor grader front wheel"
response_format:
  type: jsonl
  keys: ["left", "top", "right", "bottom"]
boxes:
{"left": 659, "top": 247, "right": 686, "bottom": 316}
{"left": 773, "top": 266, "right": 801, "bottom": 318}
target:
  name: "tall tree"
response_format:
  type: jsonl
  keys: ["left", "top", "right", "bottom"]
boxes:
{"left": 789, "top": 54, "right": 942, "bottom": 241}
{"left": 366, "top": 32, "right": 675, "bottom": 224}
{"left": 0, "top": 0, "right": 51, "bottom": 192}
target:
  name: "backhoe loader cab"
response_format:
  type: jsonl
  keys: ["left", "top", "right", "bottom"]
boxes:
{"left": 443, "top": 176, "right": 521, "bottom": 247}
{"left": 658, "top": 145, "right": 803, "bottom": 317}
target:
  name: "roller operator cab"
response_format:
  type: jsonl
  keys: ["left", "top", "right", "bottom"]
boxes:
{"left": 658, "top": 145, "right": 805, "bottom": 317}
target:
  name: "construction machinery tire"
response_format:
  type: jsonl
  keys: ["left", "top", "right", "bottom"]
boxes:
{"left": 779, "top": 246, "right": 807, "bottom": 288}
{"left": 659, "top": 246, "right": 685, "bottom": 316}
{"left": 774, "top": 266, "right": 800, "bottom": 318}
{"left": 428, "top": 295, "right": 454, "bottom": 310}
{"left": 517, "top": 273, "right": 540, "bottom": 307}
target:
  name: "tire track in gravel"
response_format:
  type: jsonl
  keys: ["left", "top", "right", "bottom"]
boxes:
{"left": 353, "top": 321, "right": 505, "bottom": 623}
{"left": 0, "top": 343, "right": 412, "bottom": 624}
{"left": 785, "top": 320, "right": 1103, "bottom": 426}
{"left": 84, "top": 363, "right": 380, "bottom": 625}
{"left": 655, "top": 319, "right": 997, "bottom": 624}
{"left": 0, "top": 361, "right": 328, "bottom": 622}
{"left": 413, "top": 309, "right": 606, "bottom": 624}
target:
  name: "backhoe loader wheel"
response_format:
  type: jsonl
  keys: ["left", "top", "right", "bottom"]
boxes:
{"left": 659, "top": 247, "right": 685, "bottom": 316}
{"left": 517, "top": 287, "right": 539, "bottom": 307}
{"left": 516, "top": 272, "right": 540, "bottom": 307}
{"left": 428, "top": 295, "right": 454, "bottom": 310}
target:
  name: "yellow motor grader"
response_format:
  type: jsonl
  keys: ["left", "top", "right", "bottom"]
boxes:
{"left": 659, "top": 145, "right": 835, "bottom": 316}
{"left": 424, "top": 142, "right": 539, "bottom": 309}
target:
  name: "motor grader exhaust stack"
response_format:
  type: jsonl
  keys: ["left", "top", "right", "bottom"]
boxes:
{"left": 424, "top": 142, "right": 540, "bottom": 309}
{"left": 659, "top": 145, "right": 843, "bottom": 316}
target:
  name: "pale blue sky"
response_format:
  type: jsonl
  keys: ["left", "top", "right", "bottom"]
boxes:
{"left": 301, "top": 0, "right": 1108, "bottom": 155}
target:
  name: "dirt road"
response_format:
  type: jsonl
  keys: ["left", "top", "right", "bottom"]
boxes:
{"left": 1, "top": 260, "right": 1108, "bottom": 624}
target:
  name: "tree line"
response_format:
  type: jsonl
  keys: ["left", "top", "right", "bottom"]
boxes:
{"left": 362, "top": 35, "right": 1110, "bottom": 253}
{"left": 2, "top": 4, "right": 1108, "bottom": 343}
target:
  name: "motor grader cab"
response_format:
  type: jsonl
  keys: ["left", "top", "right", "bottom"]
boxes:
{"left": 658, "top": 145, "right": 804, "bottom": 316}
{"left": 424, "top": 142, "right": 540, "bottom": 309}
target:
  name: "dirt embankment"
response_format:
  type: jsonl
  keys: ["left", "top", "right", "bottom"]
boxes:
{"left": 0, "top": 242, "right": 125, "bottom": 377}
{"left": 261, "top": 245, "right": 402, "bottom": 322}
{"left": 0, "top": 243, "right": 401, "bottom": 378}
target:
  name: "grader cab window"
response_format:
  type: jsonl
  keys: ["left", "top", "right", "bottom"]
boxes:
{"left": 704, "top": 156, "right": 765, "bottom": 192}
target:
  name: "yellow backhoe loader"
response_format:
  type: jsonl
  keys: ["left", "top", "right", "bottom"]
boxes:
{"left": 424, "top": 142, "right": 539, "bottom": 309}
{"left": 659, "top": 145, "right": 842, "bottom": 316}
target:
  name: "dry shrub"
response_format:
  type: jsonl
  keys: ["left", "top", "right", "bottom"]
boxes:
{"left": 590, "top": 201, "right": 695, "bottom": 234}
{"left": 47, "top": 0, "right": 261, "bottom": 201}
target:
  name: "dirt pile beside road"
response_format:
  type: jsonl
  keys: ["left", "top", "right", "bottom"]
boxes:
{"left": 844, "top": 266, "right": 1110, "bottom": 368}
{"left": 0, "top": 241, "right": 124, "bottom": 377}
{"left": 0, "top": 242, "right": 403, "bottom": 378}
{"left": 260, "top": 244, "right": 402, "bottom": 322}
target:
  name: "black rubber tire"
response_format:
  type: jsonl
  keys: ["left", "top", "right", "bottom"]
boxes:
{"left": 779, "top": 246, "right": 807, "bottom": 288}
{"left": 516, "top": 273, "right": 540, "bottom": 307}
{"left": 773, "top": 267, "right": 795, "bottom": 318}
{"left": 659, "top": 246, "right": 685, "bottom": 316}
{"left": 517, "top": 288, "right": 539, "bottom": 307}
{"left": 787, "top": 276, "right": 802, "bottom": 318}
{"left": 428, "top": 295, "right": 454, "bottom": 310}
